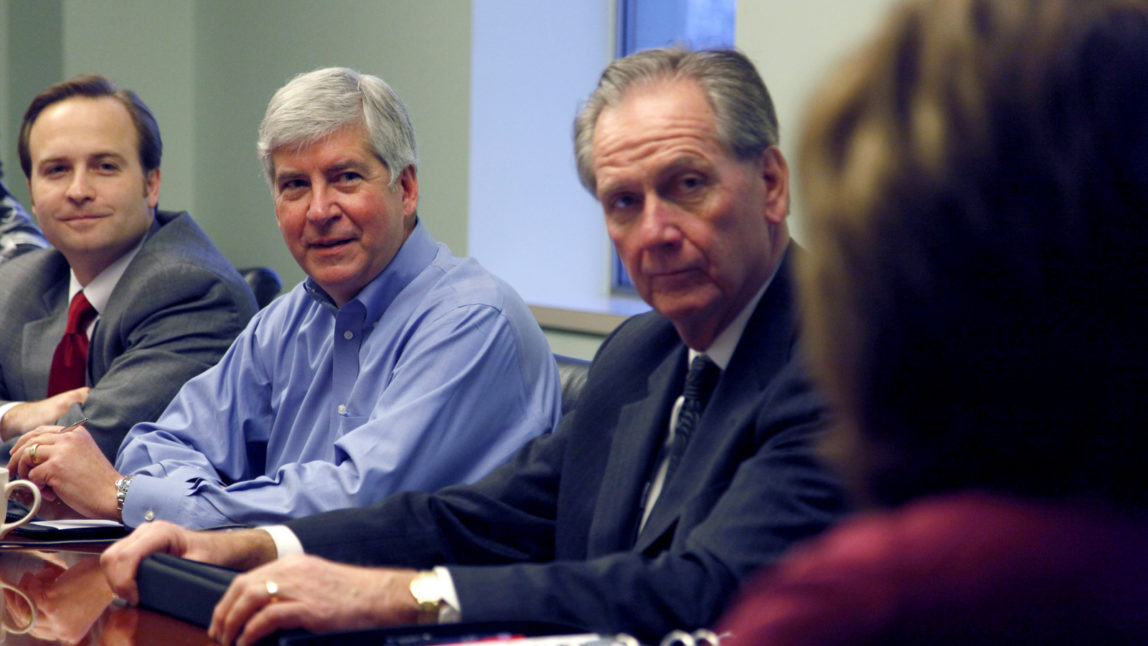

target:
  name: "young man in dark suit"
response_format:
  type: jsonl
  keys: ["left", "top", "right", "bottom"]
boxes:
{"left": 103, "top": 49, "right": 844, "bottom": 645}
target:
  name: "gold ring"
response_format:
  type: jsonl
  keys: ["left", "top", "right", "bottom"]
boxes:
{"left": 265, "top": 580, "right": 279, "bottom": 603}
{"left": 29, "top": 443, "right": 40, "bottom": 464}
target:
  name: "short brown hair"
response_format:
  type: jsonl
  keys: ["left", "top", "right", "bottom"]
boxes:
{"left": 18, "top": 73, "right": 162, "bottom": 178}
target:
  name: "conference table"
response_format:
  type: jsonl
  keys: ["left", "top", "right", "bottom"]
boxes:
{"left": 0, "top": 542, "right": 209, "bottom": 645}
{"left": 0, "top": 541, "right": 608, "bottom": 646}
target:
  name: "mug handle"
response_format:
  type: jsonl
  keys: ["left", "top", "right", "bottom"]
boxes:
{"left": 1, "top": 481, "right": 41, "bottom": 536}
{"left": 0, "top": 581, "right": 37, "bottom": 635}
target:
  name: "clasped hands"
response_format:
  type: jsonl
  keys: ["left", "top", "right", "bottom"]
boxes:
{"left": 8, "top": 419, "right": 428, "bottom": 644}
{"left": 101, "top": 521, "right": 423, "bottom": 646}
{"left": 7, "top": 420, "right": 122, "bottom": 520}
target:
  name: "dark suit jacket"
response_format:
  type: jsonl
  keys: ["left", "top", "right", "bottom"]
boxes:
{"left": 287, "top": 252, "right": 844, "bottom": 640}
{"left": 0, "top": 210, "right": 257, "bottom": 460}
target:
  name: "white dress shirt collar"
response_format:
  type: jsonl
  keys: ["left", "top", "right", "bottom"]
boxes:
{"left": 690, "top": 263, "right": 778, "bottom": 369}
{"left": 66, "top": 232, "right": 148, "bottom": 315}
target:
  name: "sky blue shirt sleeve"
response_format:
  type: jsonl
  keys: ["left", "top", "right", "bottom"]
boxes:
{"left": 115, "top": 225, "right": 561, "bottom": 529}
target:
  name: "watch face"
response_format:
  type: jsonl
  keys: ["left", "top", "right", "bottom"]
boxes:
{"left": 410, "top": 572, "right": 441, "bottom": 609}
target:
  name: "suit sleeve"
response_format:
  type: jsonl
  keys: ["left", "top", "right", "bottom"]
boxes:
{"left": 446, "top": 365, "right": 842, "bottom": 640}
{"left": 287, "top": 360, "right": 844, "bottom": 642}
{"left": 285, "top": 415, "right": 570, "bottom": 568}
{"left": 66, "top": 260, "right": 256, "bottom": 461}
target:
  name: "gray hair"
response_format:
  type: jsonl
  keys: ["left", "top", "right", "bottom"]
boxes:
{"left": 573, "top": 48, "right": 779, "bottom": 194}
{"left": 258, "top": 67, "right": 417, "bottom": 190}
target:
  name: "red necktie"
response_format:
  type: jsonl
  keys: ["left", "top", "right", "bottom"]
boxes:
{"left": 47, "top": 291, "right": 97, "bottom": 396}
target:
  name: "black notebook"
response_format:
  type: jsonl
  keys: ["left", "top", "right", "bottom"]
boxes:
{"left": 2, "top": 499, "right": 130, "bottom": 544}
{"left": 136, "top": 554, "right": 587, "bottom": 646}
{"left": 136, "top": 552, "right": 240, "bottom": 627}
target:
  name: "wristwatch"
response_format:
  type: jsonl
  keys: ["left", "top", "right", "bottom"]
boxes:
{"left": 409, "top": 570, "right": 446, "bottom": 624}
{"left": 114, "top": 475, "right": 135, "bottom": 516}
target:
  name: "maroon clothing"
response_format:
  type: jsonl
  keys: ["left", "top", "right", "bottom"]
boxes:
{"left": 718, "top": 493, "right": 1148, "bottom": 645}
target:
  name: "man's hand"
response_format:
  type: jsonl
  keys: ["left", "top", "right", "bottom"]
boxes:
{"left": 12, "top": 556, "right": 115, "bottom": 643}
{"left": 0, "top": 388, "right": 89, "bottom": 440}
{"left": 100, "top": 521, "right": 279, "bottom": 605}
{"left": 210, "top": 556, "right": 420, "bottom": 646}
{"left": 8, "top": 424, "right": 119, "bottom": 519}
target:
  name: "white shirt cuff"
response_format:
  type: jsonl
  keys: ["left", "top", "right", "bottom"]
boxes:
{"left": 0, "top": 401, "right": 23, "bottom": 436}
{"left": 434, "top": 566, "right": 463, "bottom": 622}
{"left": 261, "top": 524, "right": 304, "bottom": 557}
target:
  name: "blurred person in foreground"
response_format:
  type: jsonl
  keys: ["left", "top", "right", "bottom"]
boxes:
{"left": 101, "top": 49, "right": 844, "bottom": 645}
{"left": 717, "top": 0, "right": 1148, "bottom": 643}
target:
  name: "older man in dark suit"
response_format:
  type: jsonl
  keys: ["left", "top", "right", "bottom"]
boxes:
{"left": 103, "top": 49, "right": 844, "bottom": 645}
{"left": 0, "top": 74, "right": 256, "bottom": 462}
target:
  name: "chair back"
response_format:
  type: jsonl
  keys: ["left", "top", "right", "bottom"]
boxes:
{"left": 554, "top": 354, "right": 590, "bottom": 415}
{"left": 239, "top": 267, "right": 282, "bottom": 309}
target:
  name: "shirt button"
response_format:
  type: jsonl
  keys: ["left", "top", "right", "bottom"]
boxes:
{"left": 344, "top": 330, "right": 354, "bottom": 340}
{"left": 144, "top": 510, "right": 155, "bottom": 522}
{"left": 337, "top": 404, "right": 347, "bottom": 415}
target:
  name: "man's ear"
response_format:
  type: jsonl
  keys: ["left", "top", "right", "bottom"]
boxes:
{"left": 145, "top": 168, "right": 162, "bottom": 209}
{"left": 760, "top": 146, "right": 790, "bottom": 225}
{"left": 399, "top": 166, "right": 419, "bottom": 218}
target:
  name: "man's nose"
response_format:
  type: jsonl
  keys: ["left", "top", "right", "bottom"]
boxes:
{"left": 638, "top": 197, "right": 683, "bottom": 248}
{"left": 306, "top": 183, "right": 340, "bottom": 222}
{"left": 66, "top": 169, "right": 95, "bottom": 203}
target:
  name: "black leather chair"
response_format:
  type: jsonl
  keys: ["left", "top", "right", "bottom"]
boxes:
{"left": 239, "top": 267, "right": 282, "bottom": 309}
{"left": 554, "top": 354, "right": 590, "bottom": 415}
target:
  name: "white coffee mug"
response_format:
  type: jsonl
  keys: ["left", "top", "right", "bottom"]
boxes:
{"left": 0, "top": 471, "right": 41, "bottom": 539}
{"left": 0, "top": 580, "right": 36, "bottom": 636}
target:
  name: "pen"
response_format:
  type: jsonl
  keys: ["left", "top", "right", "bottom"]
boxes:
{"left": 58, "top": 417, "right": 89, "bottom": 433}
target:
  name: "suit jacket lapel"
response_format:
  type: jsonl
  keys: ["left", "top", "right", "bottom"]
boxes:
{"left": 633, "top": 252, "right": 799, "bottom": 551}
{"left": 21, "top": 258, "right": 69, "bottom": 399}
{"left": 586, "top": 345, "right": 687, "bottom": 556}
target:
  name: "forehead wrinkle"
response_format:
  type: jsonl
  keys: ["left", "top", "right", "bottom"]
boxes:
{"left": 275, "top": 154, "right": 357, "bottom": 178}
{"left": 594, "top": 133, "right": 717, "bottom": 192}
{"left": 592, "top": 81, "right": 722, "bottom": 195}
{"left": 594, "top": 112, "right": 714, "bottom": 156}
{"left": 327, "top": 158, "right": 371, "bottom": 173}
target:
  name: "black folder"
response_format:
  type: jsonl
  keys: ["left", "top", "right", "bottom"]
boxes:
{"left": 137, "top": 552, "right": 582, "bottom": 646}
{"left": 1, "top": 499, "right": 131, "bottom": 545}
{"left": 136, "top": 552, "right": 240, "bottom": 628}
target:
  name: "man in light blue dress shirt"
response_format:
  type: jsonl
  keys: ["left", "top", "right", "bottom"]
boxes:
{"left": 11, "top": 67, "right": 561, "bottom": 529}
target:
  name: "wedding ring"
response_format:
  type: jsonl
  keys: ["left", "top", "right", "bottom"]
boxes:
{"left": 29, "top": 443, "right": 40, "bottom": 464}
{"left": 265, "top": 580, "right": 280, "bottom": 603}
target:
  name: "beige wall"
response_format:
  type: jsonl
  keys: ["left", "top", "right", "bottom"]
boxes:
{"left": 1, "top": 0, "right": 472, "bottom": 293}
{"left": 1, "top": 0, "right": 901, "bottom": 360}
{"left": 738, "top": 0, "right": 898, "bottom": 239}
{"left": 2, "top": 1, "right": 62, "bottom": 196}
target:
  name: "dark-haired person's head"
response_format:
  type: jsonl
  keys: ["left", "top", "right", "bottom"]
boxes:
{"left": 19, "top": 73, "right": 161, "bottom": 179}
{"left": 798, "top": 0, "right": 1148, "bottom": 509}
{"left": 18, "top": 74, "right": 163, "bottom": 284}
